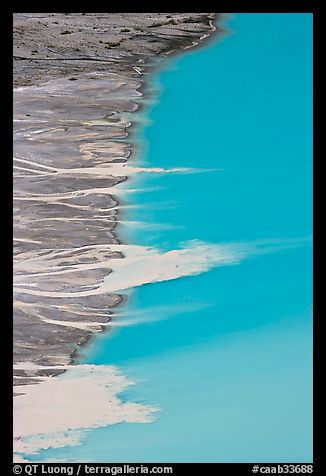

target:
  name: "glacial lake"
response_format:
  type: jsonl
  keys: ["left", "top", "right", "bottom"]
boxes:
{"left": 32, "top": 13, "right": 313, "bottom": 462}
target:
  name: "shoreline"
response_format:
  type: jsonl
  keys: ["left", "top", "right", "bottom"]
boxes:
{"left": 13, "top": 12, "right": 223, "bottom": 459}
{"left": 13, "top": 12, "right": 223, "bottom": 385}
{"left": 70, "top": 16, "right": 225, "bottom": 364}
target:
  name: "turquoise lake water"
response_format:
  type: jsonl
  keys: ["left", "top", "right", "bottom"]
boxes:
{"left": 33, "top": 13, "right": 313, "bottom": 462}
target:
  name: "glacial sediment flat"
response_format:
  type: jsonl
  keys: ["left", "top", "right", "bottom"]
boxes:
{"left": 13, "top": 12, "right": 223, "bottom": 460}
{"left": 13, "top": 13, "right": 219, "bottom": 385}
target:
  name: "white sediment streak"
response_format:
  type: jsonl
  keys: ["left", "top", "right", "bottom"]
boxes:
{"left": 14, "top": 237, "right": 312, "bottom": 299}
{"left": 13, "top": 241, "right": 248, "bottom": 297}
{"left": 13, "top": 162, "right": 195, "bottom": 179}
{"left": 13, "top": 364, "right": 157, "bottom": 457}
{"left": 101, "top": 241, "right": 249, "bottom": 293}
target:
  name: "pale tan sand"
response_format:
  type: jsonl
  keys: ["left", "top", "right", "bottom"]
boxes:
{"left": 13, "top": 364, "right": 157, "bottom": 456}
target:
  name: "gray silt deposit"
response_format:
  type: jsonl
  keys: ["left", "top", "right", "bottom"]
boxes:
{"left": 13, "top": 13, "right": 220, "bottom": 385}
